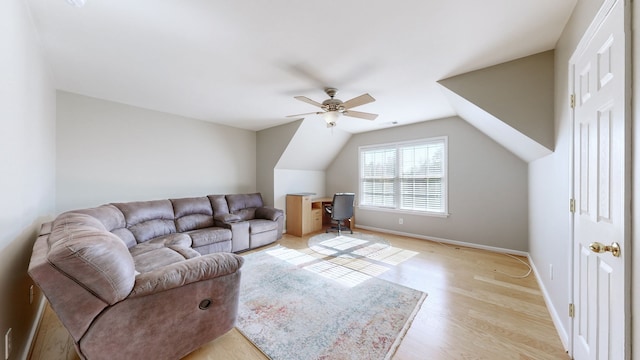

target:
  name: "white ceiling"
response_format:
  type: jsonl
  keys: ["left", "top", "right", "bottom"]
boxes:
{"left": 25, "top": 0, "right": 577, "bottom": 134}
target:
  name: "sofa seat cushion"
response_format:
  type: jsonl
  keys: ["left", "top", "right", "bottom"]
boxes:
{"left": 187, "top": 227, "right": 232, "bottom": 247}
{"left": 133, "top": 246, "right": 200, "bottom": 273}
{"left": 255, "top": 207, "right": 284, "bottom": 221}
{"left": 129, "top": 233, "right": 192, "bottom": 257}
{"left": 248, "top": 219, "right": 277, "bottom": 235}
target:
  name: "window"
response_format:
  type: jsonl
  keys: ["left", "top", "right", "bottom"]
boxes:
{"left": 359, "top": 137, "right": 447, "bottom": 215}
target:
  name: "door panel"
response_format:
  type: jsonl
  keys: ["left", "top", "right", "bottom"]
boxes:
{"left": 571, "top": 0, "right": 627, "bottom": 359}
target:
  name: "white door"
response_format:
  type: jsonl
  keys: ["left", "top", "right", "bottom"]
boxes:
{"left": 571, "top": 0, "right": 629, "bottom": 359}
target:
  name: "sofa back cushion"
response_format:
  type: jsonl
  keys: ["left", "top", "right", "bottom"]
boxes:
{"left": 113, "top": 200, "right": 176, "bottom": 243}
{"left": 208, "top": 194, "right": 230, "bottom": 215}
{"left": 47, "top": 213, "right": 136, "bottom": 305}
{"left": 226, "top": 193, "right": 264, "bottom": 212}
{"left": 74, "top": 204, "right": 137, "bottom": 248}
{"left": 226, "top": 193, "right": 264, "bottom": 221}
{"left": 171, "top": 197, "right": 214, "bottom": 232}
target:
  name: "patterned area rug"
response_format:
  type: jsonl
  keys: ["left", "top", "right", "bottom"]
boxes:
{"left": 236, "top": 245, "right": 427, "bottom": 360}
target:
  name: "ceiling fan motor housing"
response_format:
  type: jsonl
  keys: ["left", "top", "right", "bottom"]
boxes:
{"left": 322, "top": 98, "right": 345, "bottom": 112}
{"left": 321, "top": 87, "right": 345, "bottom": 112}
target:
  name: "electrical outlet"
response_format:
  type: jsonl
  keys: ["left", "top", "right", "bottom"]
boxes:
{"left": 29, "top": 285, "right": 34, "bottom": 305}
{"left": 5, "top": 328, "right": 12, "bottom": 360}
{"left": 549, "top": 264, "right": 554, "bottom": 280}
{"left": 398, "top": 218, "right": 403, "bottom": 225}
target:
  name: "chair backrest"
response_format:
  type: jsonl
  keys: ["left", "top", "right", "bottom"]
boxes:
{"left": 331, "top": 193, "right": 355, "bottom": 220}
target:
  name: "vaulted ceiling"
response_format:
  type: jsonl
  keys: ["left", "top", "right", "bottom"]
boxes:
{"left": 25, "top": 0, "right": 577, "bottom": 134}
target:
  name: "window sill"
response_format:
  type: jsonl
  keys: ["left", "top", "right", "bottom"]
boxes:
{"left": 357, "top": 206, "right": 450, "bottom": 218}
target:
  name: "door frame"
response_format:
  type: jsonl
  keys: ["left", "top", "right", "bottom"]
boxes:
{"left": 567, "top": 0, "right": 632, "bottom": 358}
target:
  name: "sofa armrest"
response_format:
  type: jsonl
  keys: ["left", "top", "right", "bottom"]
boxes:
{"left": 255, "top": 206, "right": 283, "bottom": 221}
{"left": 214, "top": 213, "right": 242, "bottom": 223}
{"left": 129, "top": 252, "right": 243, "bottom": 298}
{"left": 213, "top": 221, "right": 250, "bottom": 252}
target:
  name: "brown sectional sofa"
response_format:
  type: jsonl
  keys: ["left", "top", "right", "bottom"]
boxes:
{"left": 28, "top": 193, "right": 283, "bottom": 360}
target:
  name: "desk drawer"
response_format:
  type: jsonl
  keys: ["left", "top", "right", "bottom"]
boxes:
{"left": 311, "top": 209, "right": 322, "bottom": 232}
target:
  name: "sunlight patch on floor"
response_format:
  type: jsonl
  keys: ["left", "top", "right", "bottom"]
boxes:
{"left": 328, "top": 257, "right": 390, "bottom": 277}
{"left": 266, "top": 247, "right": 317, "bottom": 265}
{"left": 303, "top": 259, "right": 373, "bottom": 287}
{"left": 318, "top": 236, "right": 368, "bottom": 250}
{"left": 266, "top": 237, "right": 418, "bottom": 287}
{"left": 352, "top": 243, "right": 391, "bottom": 257}
{"left": 365, "top": 247, "right": 419, "bottom": 265}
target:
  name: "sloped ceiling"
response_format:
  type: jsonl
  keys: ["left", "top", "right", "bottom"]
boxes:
{"left": 276, "top": 119, "right": 352, "bottom": 171}
{"left": 438, "top": 51, "right": 555, "bottom": 162}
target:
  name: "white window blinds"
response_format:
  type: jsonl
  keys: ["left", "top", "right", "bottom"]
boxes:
{"left": 361, "top": 147, "right": 397, "bottom": 208}
{"left": 360, "top": 137, "right": 447, "bottom": 214}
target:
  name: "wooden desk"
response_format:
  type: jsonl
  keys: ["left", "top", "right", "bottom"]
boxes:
{"left": 286, "top": 195, "right": 353, "bottom": 237}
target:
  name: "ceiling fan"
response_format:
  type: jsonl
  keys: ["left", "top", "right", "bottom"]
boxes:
{"left": 287, "top": 88, "right": 378, "bottom": 127}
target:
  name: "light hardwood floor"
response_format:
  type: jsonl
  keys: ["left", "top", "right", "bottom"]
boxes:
{"left": 29, "top": 229, "right": 569, "bottom": 360}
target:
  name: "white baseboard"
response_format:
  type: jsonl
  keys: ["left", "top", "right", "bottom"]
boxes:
{"left": 355, "top": 225, "right": 529, "bottom": 257}
{"left": 23, "top": 296, "right": 47, "bottom": 360}
{"left": 527, "top": 256, "right": 570, "bottom": 352}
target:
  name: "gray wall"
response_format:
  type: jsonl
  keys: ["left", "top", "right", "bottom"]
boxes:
{"left": 327, "top": 116, "right": 529, "bottom": 252}
{"left": 56, "top": 92, "right": 256, "bottom": 212}
{"left": 0, "top": 1, "right": 57, "bottom": 359}
{"left": 528, "top": 0, "right": 610, "bottom": 349}
{"left": 440, "top": 50, "right": 555, "bottom": 151}
{"left": 256, "top": 120, "right": 302, "bottom": 206}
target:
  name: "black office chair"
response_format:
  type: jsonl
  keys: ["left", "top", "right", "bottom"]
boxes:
{"left": 324, "top": 193, "right": 355, "bottom": 235}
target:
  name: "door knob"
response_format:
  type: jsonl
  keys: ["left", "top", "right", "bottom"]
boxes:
{"left": 589, "top": 242, "right": 621, "bottom": 257}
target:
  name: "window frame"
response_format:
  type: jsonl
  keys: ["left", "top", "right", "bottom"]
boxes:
{"left": 358, "top": 136, "right": 449, "bottom": 217}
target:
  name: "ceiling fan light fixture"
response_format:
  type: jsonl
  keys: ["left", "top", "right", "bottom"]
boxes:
{"left": 323, "top": 110, "right": 340, "bottom": 124}
{"left": 65, "top": 0, "right": 86, "bottom": 8}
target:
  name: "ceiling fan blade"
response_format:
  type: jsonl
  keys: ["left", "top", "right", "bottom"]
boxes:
{"left": 343, "top": 110, "right": 378, "bottom": 120}
{"left": 286, "top": 111, "right": 323, "bottom": 118}
{"left": 342, "top": 93, "right": 375, "bottom": 109}
{"left": 294, "top": 96, "right": 323, "bottom": 108}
